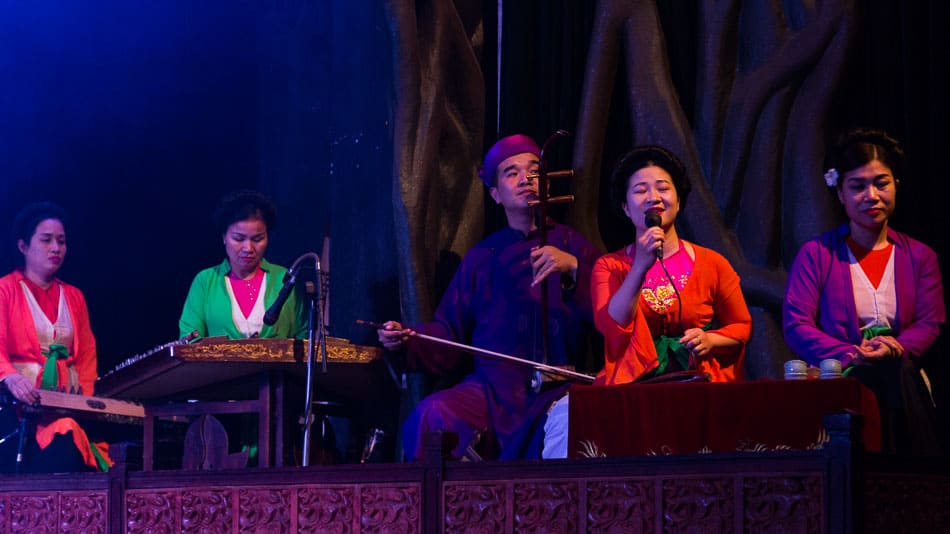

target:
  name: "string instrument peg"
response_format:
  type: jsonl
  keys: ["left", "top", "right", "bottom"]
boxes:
{"left": 526, "top": 169, "right": 574, "bottom": 181}
{"left": 528, "top": 195, "right": 574, "bottom": 207}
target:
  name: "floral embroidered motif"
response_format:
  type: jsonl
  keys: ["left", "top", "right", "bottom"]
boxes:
{"left": 577, "top": 440, "right": 606, "bottom": 458}
{"left": 806, "top": 429, "right": 830, "bottom": 450}
{"left": 735, "top": 429, "right": 829, "bottom": 452}
{"left": 641, "top": 283, "right": 679, "bottom": 313}
{"left": 643, "top": 445, "right": 711, "bottom": 455}
{"left": 579, "top": 430, "right": 830, "bottom": 458}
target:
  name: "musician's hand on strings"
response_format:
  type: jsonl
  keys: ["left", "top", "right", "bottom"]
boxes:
{"left": 378, "top": 320, "right": 412, "bottom": 351}
{"left": 3, "top": 373, "right": 40, "bottom": 404}
{"left": 530, "top": 246, "right": 578, "bottom": 287}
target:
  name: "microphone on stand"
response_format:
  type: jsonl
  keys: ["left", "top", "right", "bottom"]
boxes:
{"left": 273, "top": 251, "right": 325, "bottom": 467}
{"left": 644, "top": 210, "right": 663, "bottom": 260}
{"left": 263, "top": 269, "right": 297, "bottom": 326}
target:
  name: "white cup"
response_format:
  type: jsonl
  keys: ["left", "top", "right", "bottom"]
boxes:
{"left": 820, "top": 358, "right": 842, "bottom": 379}
{"left": 784, "top": 359, "right": 808, "bottom": 380}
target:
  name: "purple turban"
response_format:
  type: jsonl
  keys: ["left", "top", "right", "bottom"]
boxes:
{"left": 478, "top": 134, "right": 540, "bottom": 187}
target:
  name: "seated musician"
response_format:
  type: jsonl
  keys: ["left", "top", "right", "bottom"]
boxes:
{"left": 0, "top": 202, "right": 109, "bottom": 473}
{"left": 378, "top": 134, "right": 600, "bottom": 461}
{"left": 783, "top": 129, "right": 945, "bottom": 456}
{"left": 179, "top": 190, "right": 306, "bottom": 340}
{"left": 176, "top": 190, "right": 307, "bottom": 467}
{"left": 543, "top": 146, "right": 752, "bottom": 458}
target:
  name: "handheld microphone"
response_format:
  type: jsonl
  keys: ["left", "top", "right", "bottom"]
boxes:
{"left": 644, "top": 211, "right": 663, "bottom": 260}
{"left": 263, "top": 270, "right": 297, "bottom": 326}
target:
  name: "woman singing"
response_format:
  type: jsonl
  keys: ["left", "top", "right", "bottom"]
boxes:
{"left": 543, "top": 146, "right": 751, "bottom": 458}
{"left": 592, "top": 146, "right": 751, "bottom": 386}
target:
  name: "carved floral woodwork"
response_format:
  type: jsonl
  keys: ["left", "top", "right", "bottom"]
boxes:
{"left": 443, "top": 483, "right": 506, "bottom": 532}
{"left": 1, "top": 466, "right": 944, "bottom": 532}
{"left": 126, "top": 484, "right": 421, "bottom": 534}
{"left": 0, "top": 492, "right": 109, "bottom": 534}
{"left": 587, "top": 479, "right": 656, "bottom": 531}
{"left": 663, "top": 477, "right": 735, "bottom": 532}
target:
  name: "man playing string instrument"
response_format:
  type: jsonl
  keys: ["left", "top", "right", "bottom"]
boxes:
{"left": 378, "top": 134, "right": 599, "bottom": 461}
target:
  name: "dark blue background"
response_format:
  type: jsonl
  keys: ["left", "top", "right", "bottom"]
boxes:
{"left": 0, "top": 1, "right": 397, "bottom": 371}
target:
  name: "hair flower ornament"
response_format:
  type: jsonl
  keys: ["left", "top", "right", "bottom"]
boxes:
{"left": 823, "top": 168, "right": 839, "bottom": 187}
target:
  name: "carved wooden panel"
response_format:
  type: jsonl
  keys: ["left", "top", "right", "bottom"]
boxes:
{"left": 181, "top": 489, "right": 232, "bottom": 533}
{"left": 238, "top": 488, "right": 291, "bottom": 533}
{"left": 123, "top": 483, "right": 424, "bottom": 533}
{"left": 0, "top": 494, "right": 8, "bottom": 534}
{"left": 359, "top": 485, "right": 420, "bottom": 533}
{"left": 127, "top": 490, "right": 178, "bottom": 534}
{"left": 587, "top": 479, "right": 656, "bottom": 532}
{"left": 9, "top": 495, "right": 57, "bottom": 533}
{"left": 864, "top": 474, "right": 950, "bottom": 532}
{"left": 443, "top": 483, "right": 506, "bottom": 532}
{"left": 513, "top": 481, "right": 578, "bottom": 533}
{"left": 126, "top": 490, "right": 178, "bottom": 533}
{"left": 743, "top": 475, "right": 821, "bottom": 533}
{"left": 60, "top": 492, "right": 107, "bottom": 533}
{"left": 297, "top": 486, "right": 355, "bottom": 534}
{"left": 663, "top": 477, "right": 734, "bottom": 532}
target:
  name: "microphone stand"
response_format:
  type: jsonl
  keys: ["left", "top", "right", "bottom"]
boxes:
{"left": 286, "top": 252, "right": 326, "bottom": 468}
{"left": 319, "top": 264, "right": 329, "bottom": 374}
{"left": 14, "top": 415, "right": 27, "bottom": 474}
{"left": 0, "top": 386, "right": 29, "bottom": 473}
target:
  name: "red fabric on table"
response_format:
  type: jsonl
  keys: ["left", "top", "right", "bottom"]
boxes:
{"left": 567, "top": 378, "right": 881, "bottom": 457}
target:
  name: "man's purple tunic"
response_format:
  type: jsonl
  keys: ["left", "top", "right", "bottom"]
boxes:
{"left": 403, "top": 223, "right": 598, "bottom": 460}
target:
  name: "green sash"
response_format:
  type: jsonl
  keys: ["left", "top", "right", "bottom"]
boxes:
{"left": 652, "top": 323, "right": 714, "bottom": 376}
{"left": 39, "top": 344, "right": 69, "bottom": 391}
{"left": 843, "top": 325, "right": 895, "bottom": 377}
{"left": 90, "top": 444, "right": 110, "bottom": 472}
{"left": 39, "top": 344, "right": 110, "bottom": 472}
{"left": 862, "top": 325, "right": 894, "bottom": 340}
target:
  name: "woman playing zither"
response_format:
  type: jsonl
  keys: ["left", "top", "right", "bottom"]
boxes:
{"left": 0, "top": 202, "right": 108, "bottom": 472}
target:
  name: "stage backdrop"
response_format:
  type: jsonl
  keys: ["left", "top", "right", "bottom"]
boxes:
{"left": 385, "top": 0, "right": 948, "bottom": 430}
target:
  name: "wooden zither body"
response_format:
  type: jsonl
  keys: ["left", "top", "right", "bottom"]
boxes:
{"left": 0, "top": 387, "right": 144, "bottom": 424}
{"left": 96, "top": 336, "right": 382, "bottom": 401}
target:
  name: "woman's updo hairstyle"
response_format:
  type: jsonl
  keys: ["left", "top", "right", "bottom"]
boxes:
{"left": 609, "top": 145, "right": 691, "bottom": 217}
{"left": 12, "top": 202, "right": 68, "bottom": 245}
{"left": 826, "top": 128, "right": 904, "bottom": 188}
{"left": 213, "top": 190, "right": 277, "bottom": 235}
